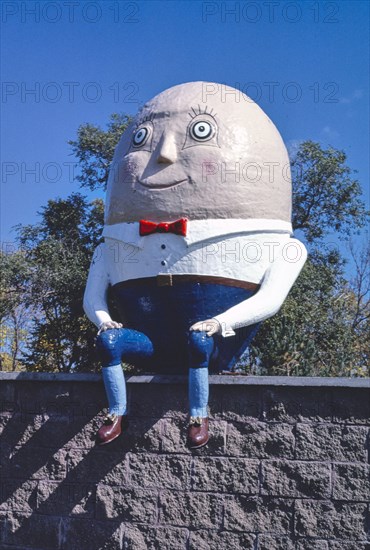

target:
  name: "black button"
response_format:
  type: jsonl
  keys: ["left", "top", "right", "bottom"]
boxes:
{"left": 161, "top": 261, "right": 166, "bottom": 266}
{"left": 161, "top": 244, "right": 166, "bottom": 250}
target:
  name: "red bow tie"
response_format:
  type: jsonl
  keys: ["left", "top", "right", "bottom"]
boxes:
{"left": 139, "top": 218, "right": 188, "bottom": 237}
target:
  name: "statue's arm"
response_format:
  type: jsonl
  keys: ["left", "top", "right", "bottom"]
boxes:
{"left": 83, "top": 243, "right": 122, "bottom": 332}
{"left": 191, "top": 239, "right": 307, "bottom": 337}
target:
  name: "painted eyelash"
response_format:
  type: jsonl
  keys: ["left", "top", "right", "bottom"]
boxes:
{"left": 135, "top": 112, "right": 155, "bottom": 127}
{"left": 188, "top": 105, "right": 217, "bottom": 119}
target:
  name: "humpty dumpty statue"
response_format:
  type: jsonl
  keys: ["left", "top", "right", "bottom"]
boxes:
{"left": 83, "top": 82, "right": 307, "bottom": 448}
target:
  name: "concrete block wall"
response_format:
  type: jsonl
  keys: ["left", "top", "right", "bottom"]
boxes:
{"left": 0, "top": 373, "right": 369, "bottom": 550}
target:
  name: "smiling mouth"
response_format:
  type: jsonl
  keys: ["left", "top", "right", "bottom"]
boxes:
{"left": 137, "top": 178, "right": 188, "bottom": 190}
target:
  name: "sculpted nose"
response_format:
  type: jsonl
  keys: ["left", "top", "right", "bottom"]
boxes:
{"left": 156, "top": 133, "right": 178, "bottom": 164}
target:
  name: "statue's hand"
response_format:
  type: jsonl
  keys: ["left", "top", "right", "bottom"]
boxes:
{"left": 97, "top": 321, "right": 123, "bottom": 335}
{"left": 189, "top": 318, "right": 221, "bottom": 337}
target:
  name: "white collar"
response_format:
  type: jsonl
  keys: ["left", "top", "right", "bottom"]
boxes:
{"left": 102, "top": 218, "right": 293, "bottom": 249}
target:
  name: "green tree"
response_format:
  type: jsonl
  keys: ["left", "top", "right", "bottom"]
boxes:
{"left": 292, "top": 141, "right": 368, "bottom": 242}
{"left": 0, "top": 249, "right": 32, "bottom": 371}
{"left": 245, "top": 244, "right": 369, "bottom": 377}
{"left": 10, "top": 194, "right": 105, "bottom": 372}
{"left": 68, "top": 113, "right": 132, "bottom": 191}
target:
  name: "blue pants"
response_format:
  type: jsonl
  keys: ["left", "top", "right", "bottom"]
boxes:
{"left": 111, "top": 281, "right": 259, "bottom": 373}
{"left": 97, "top": 281, "right": 260, "bottom": 416}
{"left": 97, "top": 329, "right": 215, "bottom": 417}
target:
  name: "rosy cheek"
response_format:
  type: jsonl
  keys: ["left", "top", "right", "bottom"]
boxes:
{"left": 120, "top": 154, "right": 141, "bottom": 176}
{"left": 108, "top": 157, "right": 136, "bottom": 189}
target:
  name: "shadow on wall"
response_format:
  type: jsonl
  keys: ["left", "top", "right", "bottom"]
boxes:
{"left": 0, "top": 378, "right": 188, "bottom": 548}
{"left": 0, "top": 375, "right": 370, "bottom": 549}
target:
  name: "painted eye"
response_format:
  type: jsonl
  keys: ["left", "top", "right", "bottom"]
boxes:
{"left": 132, "top": 127, "right": 149, "bottom": 147}
{"left": 190, "top": 120, "right": 213, "bottom": 141}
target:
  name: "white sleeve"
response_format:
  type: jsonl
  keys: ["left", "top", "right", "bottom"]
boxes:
{"left": 83, "top": 243, "right": 114, "bottom": 328}
{"left": 213, "top": 239, "right": 307, "bottom": 337}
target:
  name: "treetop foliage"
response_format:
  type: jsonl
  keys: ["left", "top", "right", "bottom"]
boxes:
{"left": 68, "top": 113, "right": 132, "bottom": 191}
{"left": 292, "top": 141, "right": 368, "bottom": 242}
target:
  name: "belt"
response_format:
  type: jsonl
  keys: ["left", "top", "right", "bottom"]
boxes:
{"left": 113, "top": 274, "right": 260, "bottom": 291}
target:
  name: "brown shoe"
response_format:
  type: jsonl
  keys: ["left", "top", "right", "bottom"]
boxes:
{"left": 187, "top": 417, "right": 209, "bottom": 449}
{"left": 96, "top": 413, "right": 126, "bottom": 445}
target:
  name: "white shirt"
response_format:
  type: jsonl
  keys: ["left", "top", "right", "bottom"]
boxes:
{"left": 83, "top": 218, "right": 307, "bottom": 337}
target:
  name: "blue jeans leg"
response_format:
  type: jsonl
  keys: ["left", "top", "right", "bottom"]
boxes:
{"left": 101, "top": 363, "right": 127, "bottom": 415}
{"left": 96, "top": 328, "right": 154, "bottom": 416}
{"left": 188, "top": 331, "right": 215, "bottom": 417}
{"left": 189, "top": 368, "right": 209, "bottom": 417}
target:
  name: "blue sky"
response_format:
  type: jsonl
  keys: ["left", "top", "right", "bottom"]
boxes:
{"left": 1, "top": 0, "right": 369, "bottom": 256}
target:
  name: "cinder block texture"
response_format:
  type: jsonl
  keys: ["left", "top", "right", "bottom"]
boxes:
{"left": 0, "top": 376, "right": 369, "bottom": 550}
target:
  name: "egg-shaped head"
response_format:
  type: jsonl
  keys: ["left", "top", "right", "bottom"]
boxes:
{"left": 105, "top": 81, "right": 292, "bottom": 226}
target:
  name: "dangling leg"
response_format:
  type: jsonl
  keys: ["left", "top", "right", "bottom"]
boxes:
{"left": 95, "top": 328, "right": 154, "bottom": 444}
{"left": 189, "top": 367, "right": 209, "bottom": 418}
{"left": 187, "top": 331, "right": 215, "bottom": 449}
{"left": 101, "top": 364, "right": 127, "bottom": 416}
